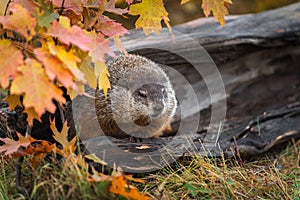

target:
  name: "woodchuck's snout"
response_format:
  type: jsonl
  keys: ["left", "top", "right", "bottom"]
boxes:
{"left": 132, "top": 83, "right": 167, "bottom": 121}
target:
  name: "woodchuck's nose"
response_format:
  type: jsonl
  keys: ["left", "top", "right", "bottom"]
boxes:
{"left": 152, "top": 104, "right": 164, "bottom": 117}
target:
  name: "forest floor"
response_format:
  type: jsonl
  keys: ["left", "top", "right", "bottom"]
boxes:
{"left": 0, "top": 139, "right": 299, "bottom": 199}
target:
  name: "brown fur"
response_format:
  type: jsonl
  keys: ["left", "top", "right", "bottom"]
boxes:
{"left": 92, "top": 54, "right": 176, "bottom": 138}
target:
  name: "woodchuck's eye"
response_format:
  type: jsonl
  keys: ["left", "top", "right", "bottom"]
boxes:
{"left": 138, "top": 89, "right": 148, "bottom": 98}
{"left": 162, "top": 88, "right": 167, "bottom": 98}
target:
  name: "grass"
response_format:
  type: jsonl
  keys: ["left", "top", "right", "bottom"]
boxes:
{"left": 141, "top": 139, "right": 300, "bottom": 199}
{"left": 0, "top": 140, "right": 299, "bottom": 199}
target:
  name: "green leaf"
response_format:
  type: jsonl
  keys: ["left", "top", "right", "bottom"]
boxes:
{"left": 35, "top": 2, "right": 59, "bottom": 28}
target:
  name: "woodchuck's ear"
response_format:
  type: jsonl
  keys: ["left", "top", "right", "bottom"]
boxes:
{"left": 118, "top": 79, "right": 129, "bottom": 90}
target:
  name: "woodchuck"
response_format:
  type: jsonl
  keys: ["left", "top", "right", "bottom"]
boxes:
{"left": 91, "top": 54, "right": 177, "bottom": 139}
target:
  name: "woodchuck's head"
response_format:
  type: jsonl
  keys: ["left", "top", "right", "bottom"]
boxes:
{"left": 131, "top": 83, "right": 168, "bottom": 126}
{"left": 100, "top": 54, "right": 176, "bottom": 138}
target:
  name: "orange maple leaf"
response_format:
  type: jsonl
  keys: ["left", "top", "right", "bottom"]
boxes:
{"left": 10, "top": 59, "right": 66, "bottom": 116}
{"left": 0, "top": 39, "right": 23, "bottom": 88}
{"left": 47, "top": 16, "right": 93, "bottom": 51}
{"left": 34, "top": 47, "right": 75, "bottom": 89}
{"left": 24, "top": 107, "right": 41, "bottom": 126}
{"left": 110, "top": 175, "right": 150, "bottom": 200}
{"left": 128, "top": 0, "right": 171, "bottom": 36}
{"left": 0, "top": 4, "right": 36, "bottom": 40}
{"left": 4, "top": 94, "right": 22, "bottom": 110}
{"left": 0, "top": 133, "right": 36, "bottom": 155}
{"left": 202, "top": 0, "right": 231, "bottom": 26}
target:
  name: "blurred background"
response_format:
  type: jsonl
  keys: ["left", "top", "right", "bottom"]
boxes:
{"left": 115, "top": 0, "right": 300, "bottom": 29}
{"left": 166, "top": 0, "right": 300, "bottom": 25}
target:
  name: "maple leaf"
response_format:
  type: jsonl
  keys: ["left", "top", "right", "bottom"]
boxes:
{"left": 0, "top": 133, "right": 35, "bottom": 155}
{"left": 51, "top": 0, "right": 87, "bottom": 15}
{"left": 202, "top": 0, "right": 231, "bottom": 26}
{"left": 129, "top": 0, "right": 171, "bottom": 36}
{"left": 110, "top": 175, "right": 150, "bottom": 200}
{"left": 95, "top": 61, "right": 111, "bottom": 97}
{"left": 50, "top": 119, "right": 77, "bottom": 155}
{"left": 34, "top": 47, "right": 75, "bottom": 89}
{"left": 4, "top": 95, "right": 22, "bottom": 110}
{"left": 34, "top": 1, "right": 59, "bottom": 28}
{"left": 80, "top": 58, "right": 97, "bottom": 89}
{"left": 67, "top": 80, "right": 85, "bottom": 99}
{"left": 10, "top": 59, "right": 66, "bottom": 116}
{"left": 47, "top": 16, "right": 93, "bottom": 51}
{"left": 0, "top": 39, "right": 24, "bottom": 88}
{"left": 47, "top": 41, "right": 85, "bottom": 82}
{"left": 0, "top": 4, "right": 37, "bottom": 40}
{"left": 89, "top": 39, "right": 115, "bottom": 63}
{"left": 84, "top": 31, "right": 115, "bottom": 63}
{"left": 96, "top": 16, "right": 128, "bottom": 37}
{"left": 104, "top": 0, "right": 128, "bottom": 15}
{"left": 28, "top": 141, "right": 55, "bottom": 167}
{"left": 113, "top": 35, "right": 128, "bottom": 55}
{"left": 9, "top": 0, "right": 40, "bottom": 15}
{"left": 24, "top": 107, "right": 41, "bottom": 126}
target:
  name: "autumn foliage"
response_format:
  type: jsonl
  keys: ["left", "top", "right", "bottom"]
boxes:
{"left": 0, "top": 0, "right": 230, "bottom": 123}
{"left": 0, "top": 0, "right": 230, "bottom": 198}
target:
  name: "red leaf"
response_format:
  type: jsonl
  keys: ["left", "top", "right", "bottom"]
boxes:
{"left": 89, "top": 39, "right": 115, "bottom": 62}
{"left": 97, "top": 16, "right": 128, "bottom": 37}
{"left": 51, "top": 0, "right": 87, "bottom": 15}
{"left": 47, "top": 16, "right": 93, "bottom": 51}
{"left": 104, "top": 0, "right": 128, "bottom": 15}
{"left": 9, "top": 0, "right": 40, "bottom": 15}
{"left": 0, "top": 133, "right": 35, "bottom": 155}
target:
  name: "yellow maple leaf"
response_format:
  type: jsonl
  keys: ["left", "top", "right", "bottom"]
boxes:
{"left": 202, "top": 0, "right": 231, "bottom": 26}
{"left": 129, "top": 0, "right": 171, "bottom": 36}
{"left": 10, "top": 59, "right": 66, "bottom": 116}
{"left": 80, "top": 57, "right": 98, "bottom": 90}
{"left": 95, "top": 61, "right": 110, "bottom": 97}
{"left": 50, "top": 119, "right": 77, "bottom": 155}
{"left": 47, "top": 41, "right": 85, "bottom": 82}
